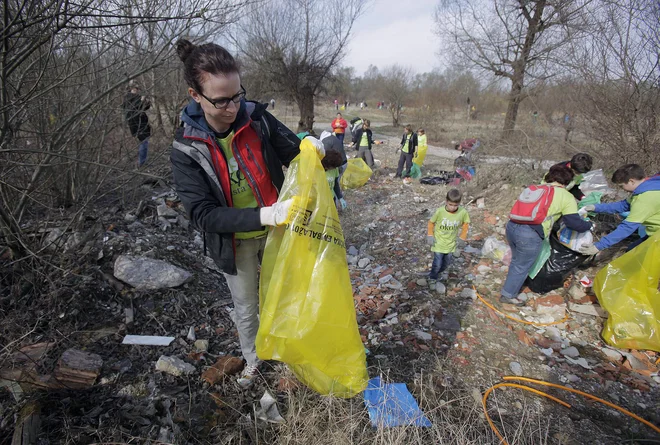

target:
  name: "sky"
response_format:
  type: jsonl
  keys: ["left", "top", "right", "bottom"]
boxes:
{"left": 343, "top": 0, "right": 442, "bottom": 76}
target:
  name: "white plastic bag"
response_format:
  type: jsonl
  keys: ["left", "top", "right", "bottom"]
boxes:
{"left": 481, "top": 236, "right": 512, "bottom": 265}
{"left": 556, "top": 224, "right": 594, "bottom": 252}
{"left": 579, "top": 169, "right": 612, "bottom": 195}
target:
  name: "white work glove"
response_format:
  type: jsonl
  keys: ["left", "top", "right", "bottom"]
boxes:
{"left": 426, "top": 235, "right": 435, "bottom": 246}
{"left": 578, "top": 243, "right": 600, "bottom": 256}
{"left": 339, "top": 198, "right": 347, "bottom": 210}
{"left": 260, "top": 199, "right": 294, "bottom": 227}
{"left": 304, "top": 135, "right": 325, "bottom": 159}
{"left": 578, "top": 205, "right": 596, "bottom": 217}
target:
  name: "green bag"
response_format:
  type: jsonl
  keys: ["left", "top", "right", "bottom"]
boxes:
{"left": 410, "top": 163, "right": 422, "bottom": 179}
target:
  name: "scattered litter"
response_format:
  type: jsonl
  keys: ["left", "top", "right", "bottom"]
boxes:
{"left": 122, "top": 335, "right": 175, "bottom": 346}
{"left": 363, "top": 377, "right": 432, "bottom": 427}
{"left": 255, "top": 390, "right": 285, "bottom": 424}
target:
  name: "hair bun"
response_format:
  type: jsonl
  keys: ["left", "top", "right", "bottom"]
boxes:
{"left": 176, "top": 39, "right": 196, "bottom": 63}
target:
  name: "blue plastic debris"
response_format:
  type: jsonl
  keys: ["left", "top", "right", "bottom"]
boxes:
{"left": 363, "top": 377, "right": 432, "bottom": 427}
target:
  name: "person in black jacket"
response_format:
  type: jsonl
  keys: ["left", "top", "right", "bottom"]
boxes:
{"left": 122, "top": 84, "right": 151, "bottom": 167}
{"left": 352, "top": 119, "right": 374, "bottom": 168}
{"left": 170, "top": 39, "right": 325, "bottom": 388}
{"left": 396, "top": 124, "right": 417, "bottom": 178}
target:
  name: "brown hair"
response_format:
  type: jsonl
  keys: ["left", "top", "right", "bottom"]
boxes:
{"left": 446, "top": 189, "right": 462, "bottom": 203}
{"left": 569, "top": 153, "right": 593, "bottom": 174}
{"left": 404, "top": 124, "right": 413, "bottom": 132}
{"left": 612, "top": 164, "right": 645, "bottom": 184}
{"left": 363, "top": 119, "right": 370, "bottom": 128}
{"left": 545, "top": 165, "right": 574, "bottom": 186}
{"left": 321, "top": 149, "right": 344, "bottom": 170}
{"left": 418, "top": 128, "right": 425, "bottom": 134}
{"left": 176, "top": 39, "right": 239, "bottom": 93}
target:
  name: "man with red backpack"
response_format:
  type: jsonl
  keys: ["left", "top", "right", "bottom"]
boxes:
{"left": 499, "top": 165, "right": 592, "bottom": 306}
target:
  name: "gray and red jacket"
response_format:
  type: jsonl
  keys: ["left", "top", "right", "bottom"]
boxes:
{"left": 170, "top": 99, "right": 300, "bottom": 275}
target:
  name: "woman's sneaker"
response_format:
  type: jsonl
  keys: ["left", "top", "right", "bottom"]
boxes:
{"left": 237, "top": 363, "right": 261, "bottom": 388}
{"left": 499, "top": 295, "right": 525, "bottom": 307}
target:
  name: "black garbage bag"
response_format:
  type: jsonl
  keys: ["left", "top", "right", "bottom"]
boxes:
{"left": 420, "top": 171, "right": 459, "bottom": 185}
{"left": 525, "top": 233, "right": 589, "bottom": 294}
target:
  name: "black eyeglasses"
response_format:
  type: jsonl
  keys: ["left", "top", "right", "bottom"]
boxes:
{"left": 198, "top": 86, "right": 246, "bottom": 109}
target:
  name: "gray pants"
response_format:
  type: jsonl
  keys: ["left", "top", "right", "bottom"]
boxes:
{"left": 396, "top": 152, "right": 413, "bottom": 177}
{"left": 358, "top": 145, "right": 374, "bottom": 168}
{"left": 223, "top": 236, "right": 267, "bottom": 366}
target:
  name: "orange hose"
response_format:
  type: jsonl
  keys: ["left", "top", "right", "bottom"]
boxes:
{"left": 474, "top": 286, "right": 569, "bottom": 326}
{"left": 483, "top": 376, "right": 660, "bottom": 445}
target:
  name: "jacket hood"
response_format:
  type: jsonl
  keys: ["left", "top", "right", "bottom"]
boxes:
{"left": 633, "top": 174, "right": 660, "bottom": 195}
{"left": 180, "top": 99, "right": 268, "bottom": 136}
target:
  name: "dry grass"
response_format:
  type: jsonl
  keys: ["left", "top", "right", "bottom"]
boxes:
{"left": 269, "top": 359, "right": 560, "bottom": 445}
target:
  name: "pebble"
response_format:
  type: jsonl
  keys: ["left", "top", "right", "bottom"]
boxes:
{"left": 187, "top": 326, "right": 196, "bottom": 342}
{"left": 348, "top": 246, "right": 359, "bottom": 256}
{"left": 460, "top": 288, "right": 477, "bottom": 299}
{"left": 509, "top": 361, "right": 523, "bottom": 376}
{"left": 517, "top": 293, "right": 528, "bottom": 302}
{"left": 414, "top": 330, "right": 432, "bottom": 341}
{"left": 416, "top": 278, "right": 428, "bottom": 287}
{"left": 155, "top": 355, "right": 195, "bottom": 376}
{"left": 477, "top": 265, "right": 491, "bottom": 274}
{"left": 358, "top": 258, "right": 371, "bottom": 268}
{"left": 601, "top": 347, "right": 623, "bottom": 362}
{"left": 560, "top": 346, "right": 580, "bottom": 358}
{"left": 567, "top": 374, "right": 580, "bottom": 383}
{"left": 194, "top": 339, "right": 209, "bottom": 352}
{"left": 435, "top": 282, "right": 446, "bottom": 294}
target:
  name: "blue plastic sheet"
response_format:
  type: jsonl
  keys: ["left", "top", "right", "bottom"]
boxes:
{"left": 363, "top": 377, "right": 432, "bottom": 427}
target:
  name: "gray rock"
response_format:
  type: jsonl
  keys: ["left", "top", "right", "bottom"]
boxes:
{"left": 379, "top": 274, "right": 393, "bottom": 284}
{"left": 348, "top": 246, "right": 359, "bottom": 256}
{"left": 460, "top": 288, "right": 477, "bottom": 300}
{"left": 509, "top": 361, "right": 523, "bottom": 376}
{"left": 187, "top": 326, "right": 196, "bottom": 342}
{"left": 358, "top": 258, "right": 371, "bottom": 268}
{"left": 114, "top": 255, "right": 192, "bottom": 290}
{"left": 517, "top": 293, "right": 528, "bottom": 302}
{"left": 194, "top": 339, "right": 209, "bottom": 352}
{"left": 601, "top": 347, "right": 623, "bottom": 362}
{"left": 416, "top": 278, "right": 428, "bottom": 287}
{"left": 434, "top": 314, "right": 461, "bottom": 332}
{"left": 560, "top": 346, "right": 580, "bottom": 358}
{"left": 347, "top": 255, "right": 359, "bottom": 265}
{"left": 157, "top": 204, "right": 178, "bottom": 218}
{"left": 125, "top": 213, "right": 137, "bottom": 222}
{"left": 155, "top": 356, "right": 195, "bottom": 376}
{"left": 435, "top": 282, "right": 446, "bottom": 294}
{"left": 414, "top": 330, "right": 432, "bottom": 341}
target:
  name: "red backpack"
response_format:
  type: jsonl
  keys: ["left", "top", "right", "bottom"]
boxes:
{"left": 509, "top": 185, "right": 555, "bottom": 225}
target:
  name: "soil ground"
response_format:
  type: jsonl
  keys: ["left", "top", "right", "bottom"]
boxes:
{"left": 0, "top": 106, "right": 658, "bottom": 444}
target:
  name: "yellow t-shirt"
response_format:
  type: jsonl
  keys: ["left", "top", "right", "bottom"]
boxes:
{"left": 541, "top": 186, "right": 579, "bottom": 237}
{"left": 627, "top": 190, "right": 660, "bottom": 236}
{"left": 217, "top": 131, "right": 267, "bottom": 239}
{"left": 402, "top": 134, "right": 411, "bottom": 153}
{"left": 430, "top": 206, "right": 470, "bottom": 253}
{"left": 418, "top": 134, "right": 427, "bottom": 149}
{"left": 360, "top": 131, "right": 369, "bottom": 147}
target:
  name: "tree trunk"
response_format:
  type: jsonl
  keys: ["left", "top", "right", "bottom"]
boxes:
{"left": 502, "top": 73, "right": 524, "bottom": 139}
{"left": 296, "top": 92, "right": 315, "bottom": 133}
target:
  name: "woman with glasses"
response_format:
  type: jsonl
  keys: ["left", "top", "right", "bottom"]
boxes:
{"left": 170, "top": 39, "right": 324, "bottom": 388}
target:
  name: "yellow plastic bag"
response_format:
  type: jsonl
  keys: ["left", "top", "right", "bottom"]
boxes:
{"left": 257, "top": 140, "right": 368, "bottom": 397}
{"left": 340, "top": 158, "right": 372, "bottom": 190}
{"left": 594, "top": 233, "right": 660, "bottom": 352}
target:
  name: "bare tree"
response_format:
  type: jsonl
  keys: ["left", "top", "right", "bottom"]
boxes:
{"left": 378, "top": 65, "right": 413, "bottom": 127}
{"left": 233, "top": 0, "right": 368, "bottom": 132}
{"left": 573, "top": 0, "right": 659, "bottom": 170}
{"left": 435, "top": 0, "right": 592, "bottom": 139}
{"left": 0, "top": 0, "right": 247, "bottom": 257}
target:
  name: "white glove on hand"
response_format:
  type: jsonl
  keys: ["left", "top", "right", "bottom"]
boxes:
{"left": 304, "top": 135, "right": 325, "bottom": 159}
{"left": 578, "top": 205, "right": 595, "bottom": 217}
{"left": 260, "top": 199, "right": 294, "bottom": 227}
{"left": 578, "top": 243, "right": 600, "bottom": 256}
{"left": 426, "top": 235, "right": 435, "bottom": 246}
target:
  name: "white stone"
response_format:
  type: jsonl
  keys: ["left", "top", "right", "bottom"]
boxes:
{"left": 194, "top": 339, "right": 209, "bottom": 352}
{"left": 157, "top": 204, "right": 178, "bottom": 218}
{"left": 358, "top": 258, "right": 371, "bottom": 268}
{"left": 414, "top": 330, "right": 432, "bottom": 341}
{"left": 155, "top": 356, "right": 195, "bottom": 376}
{"left": 435, "top": 282, "right": 446, "bottom": 294}
{"left": 114, "top": 255, "right": 192, "bottom": 290}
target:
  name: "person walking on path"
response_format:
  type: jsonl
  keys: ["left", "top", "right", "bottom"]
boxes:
{"left": 395, "top": 124, "right": 417, "bottom": 178}
{"left": 352, "top": 119, "right": 374, "bottom": 168}
{"left": 331, "top": 112, "right": 348, "bottom": 145}
{"left": 122, "top": 83, "right": 151, "bottom": 167}
{"left": 170, "top": 39, "right": 325, "bottom": 388}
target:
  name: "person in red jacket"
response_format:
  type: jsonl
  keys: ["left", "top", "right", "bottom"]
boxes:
{"left": 331, "top": 112, "right": 348, "bottom": 146}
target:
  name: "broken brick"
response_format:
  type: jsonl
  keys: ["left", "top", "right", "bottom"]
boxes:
{"left": 201, "top": 356, "right": 243, "bottom": 385}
